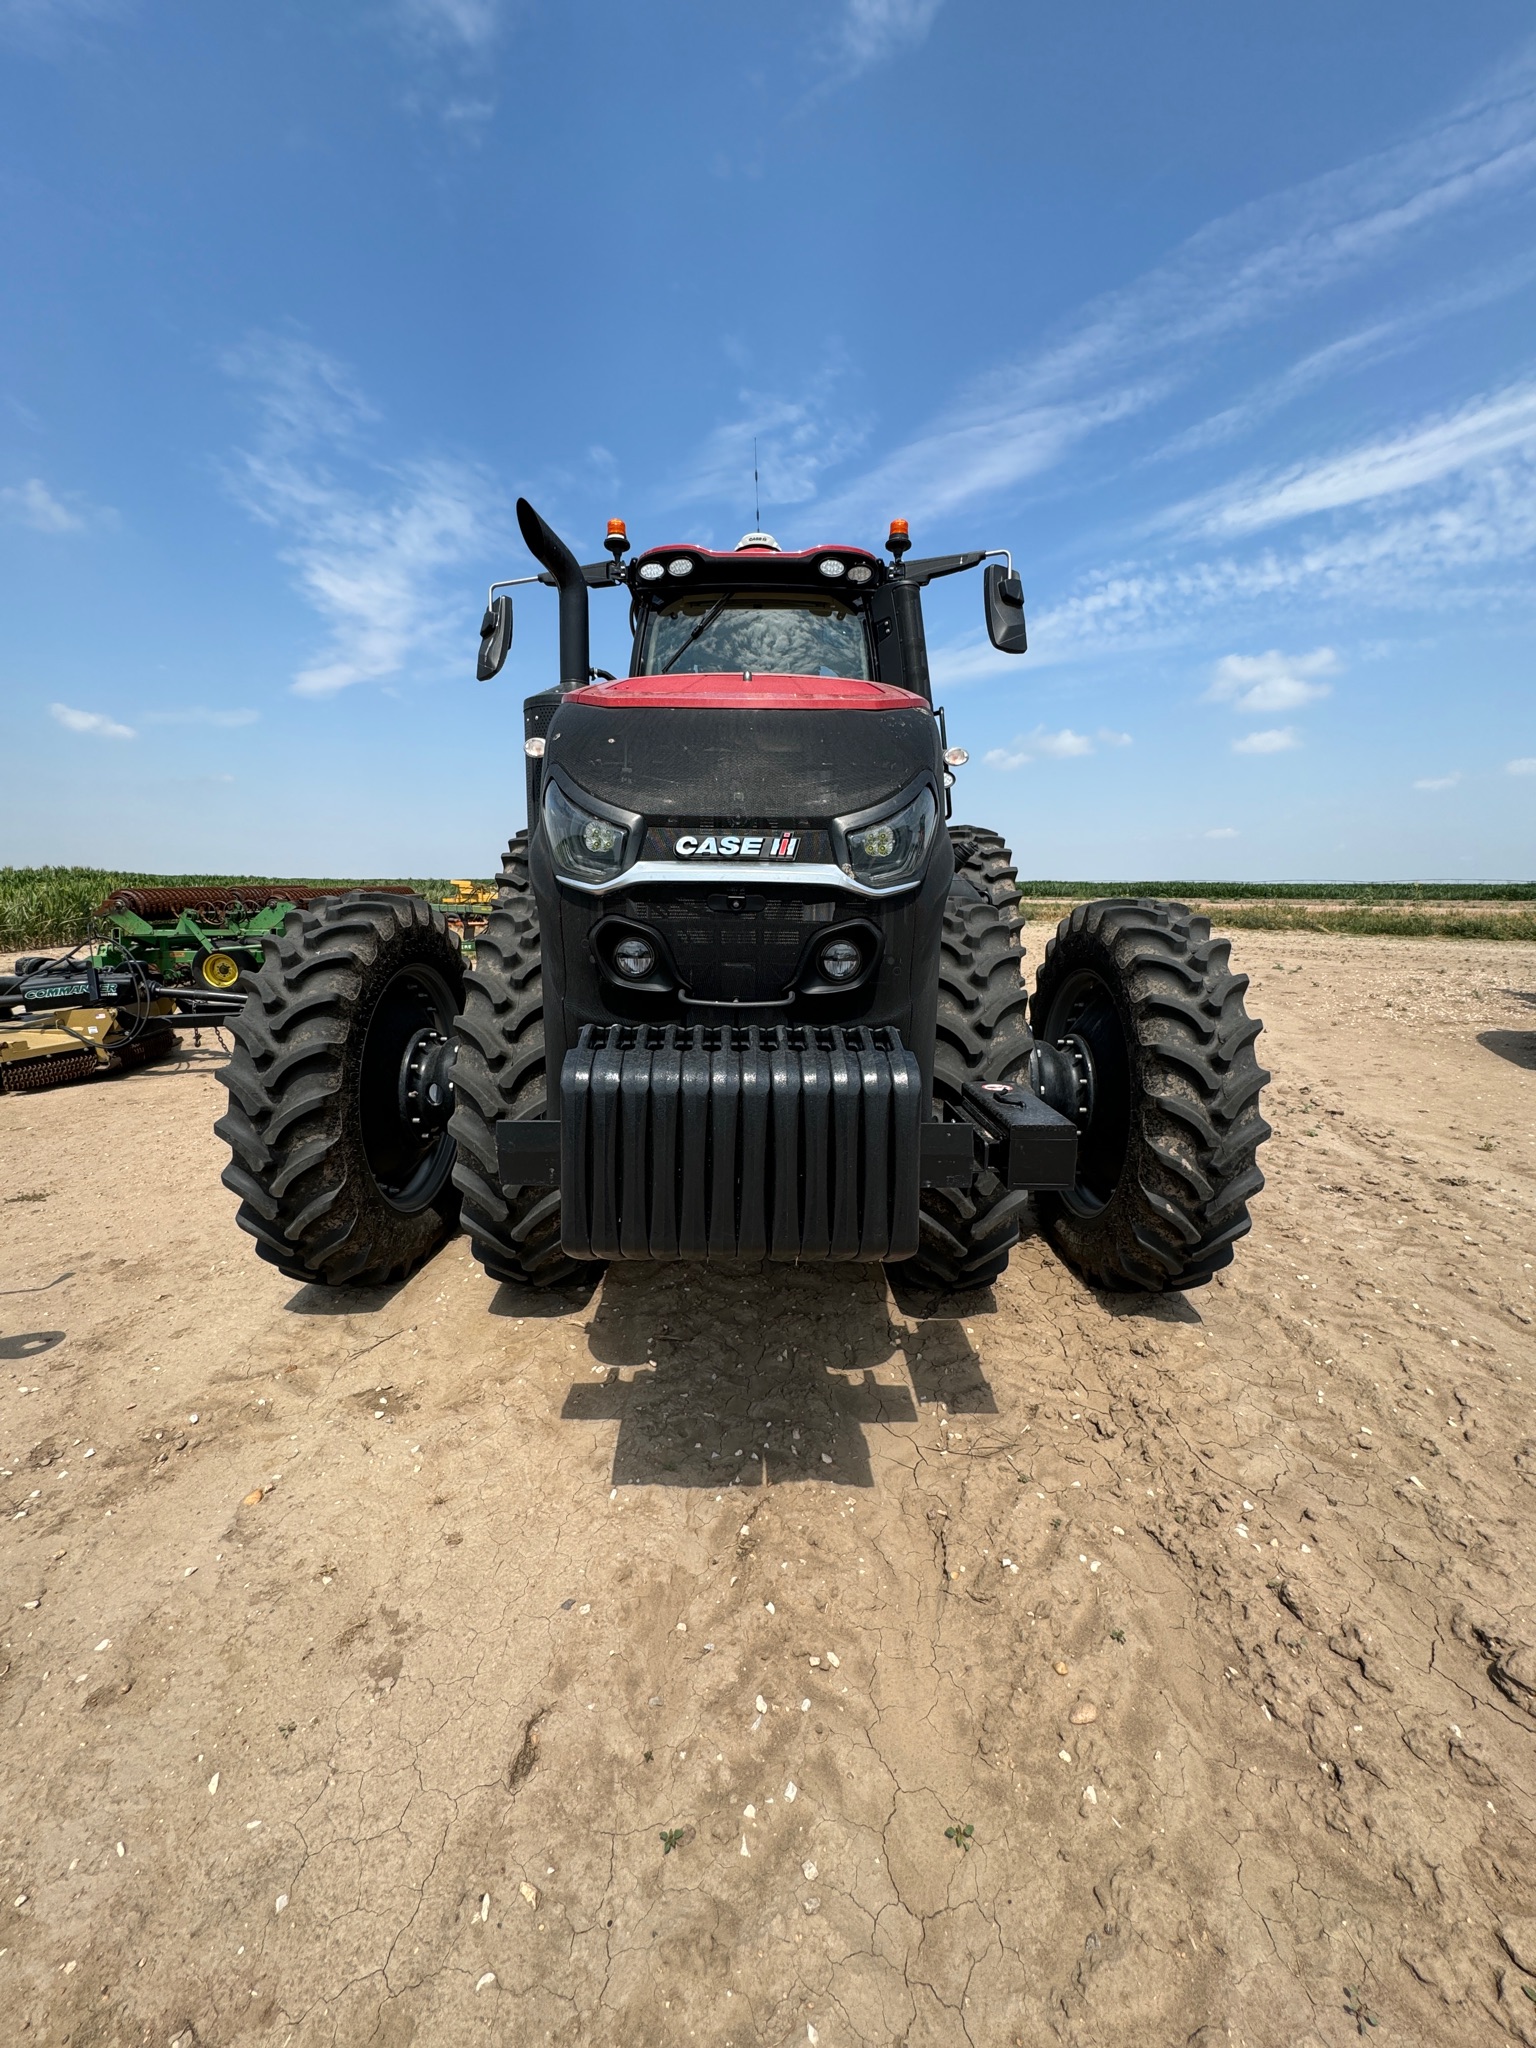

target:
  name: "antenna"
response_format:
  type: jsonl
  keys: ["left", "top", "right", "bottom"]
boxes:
{"left": 753, "top": 437, "right": 760, "bottom": 530}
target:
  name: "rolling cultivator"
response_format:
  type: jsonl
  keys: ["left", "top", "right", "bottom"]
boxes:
{"left": 1, "top": 882, "right": 495, "bottom": 1097}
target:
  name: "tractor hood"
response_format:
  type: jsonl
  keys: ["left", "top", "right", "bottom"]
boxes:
{"left": 542, "top": 679, "right": 942, "bottom": 822}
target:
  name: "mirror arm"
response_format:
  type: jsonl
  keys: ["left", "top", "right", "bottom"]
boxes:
{"left": 487, "top": 574, "right": 544, "bottom": 606}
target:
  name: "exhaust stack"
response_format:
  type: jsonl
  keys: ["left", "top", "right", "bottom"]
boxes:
{"left": 516, "top": 497, "right": 590, "bottom": 691}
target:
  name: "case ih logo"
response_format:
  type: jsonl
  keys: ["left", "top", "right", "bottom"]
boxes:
{"left": 674, "top": 832, "right": 801, "bottom": 859}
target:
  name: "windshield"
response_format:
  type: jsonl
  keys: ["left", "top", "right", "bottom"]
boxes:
{"left": 639, "top": 595, "right": 872, "bottom": 679}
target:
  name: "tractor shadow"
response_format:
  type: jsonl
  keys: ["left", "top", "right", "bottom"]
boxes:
{"left": 560, "top": 1261, "right": 995, "bottom": 1488}
{"left": 0, "top": 1329, "right": 66, "bottom": 1362}
{"left": 1478, "top": 1029, "right": 1536, "bottom": 1071}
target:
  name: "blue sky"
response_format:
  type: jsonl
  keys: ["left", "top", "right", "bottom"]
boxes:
{"left": 2, "top": 0, "right": 1533, "bottom": 880}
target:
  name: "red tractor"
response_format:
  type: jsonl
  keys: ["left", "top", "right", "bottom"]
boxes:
{"left": 217, "top": 502, "right": 1268, "bottom": 1299}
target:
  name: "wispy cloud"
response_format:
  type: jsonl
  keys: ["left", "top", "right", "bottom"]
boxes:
{"left": 0, "top": 0, "right": 122, "bottom": 55}
{"left": 813, "top": 45, "right": 1536, "bottom": 527}
{"left": 1206, "top": 647, "right": 1338, "bottom": 714}
{"left": 398, "top": 0, "right": 501, "bottom": 47}
{"left": 223, "top": 331, "right": 500, "bottom": 698}
{"left": 1413, "top": 772, "right": 1461, "bottom": 790}
{"left": 1232, "top": 727, "right": 1300, "bottom": 755}
{"left": 668, "top": 368, "right": 868, "bottom": 520}
{"left": 1205, "top": 827, "right": 1240, "bottom": 839}
{"left": 1509, "top": 756, "right": 1536, "bottom": 775}
{"left": 1030, "top": 429, "right": 1536, "bottom": 662}
{"left": 51, "top": 701, "right": 134, "bottom": 740}
{"left": 1176, "top": 381, "right": 1536, "bottom": 538}
{"left": 828, "top": 0, "right": 945, "bottom": 80}
{"left": 984, "top": 726, "right": 1117, "bottom": 771}
{"left": 142, "top": 706, "right": 260, "bottom": 728}
{"left": 1, "top": 476, "right": 109, "bottom": 533}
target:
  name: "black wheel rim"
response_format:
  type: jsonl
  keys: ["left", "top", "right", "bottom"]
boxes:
{"left": 1040, "top": 967, "right": 1133, "bottom": 1216}
{"left": 358, "top": 963, "right": 458, "bottom": 1214}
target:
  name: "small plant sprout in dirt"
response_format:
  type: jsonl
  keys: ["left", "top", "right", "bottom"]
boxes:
{"left": 1342, "top": 1986, "right": 1380, "bottom": 2033}
{"left": 659, "top": 1829, "right": 685, "bottom": 1856}
{"left": 944, "top": 1823, "right": 975, "bottom": 1852}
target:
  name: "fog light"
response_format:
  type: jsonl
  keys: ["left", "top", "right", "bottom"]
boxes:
{"left": 582, "top": 817, "right": 621, "bottom": 855}
{"left": 818, "top": 939, "right": 862, "bottom": 982}
{"left": 612, "top": 937, "right": 657, "bottom": 980}
{"left": 853, "top": 823, "right": 896, "bottom": 859}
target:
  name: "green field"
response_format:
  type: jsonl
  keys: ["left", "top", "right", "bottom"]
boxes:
{"left": 1014, "top": 879, "right": 1536, "bottom": 941}
{"left": 4, "top": 864, "right": 1535, "bottom": 952}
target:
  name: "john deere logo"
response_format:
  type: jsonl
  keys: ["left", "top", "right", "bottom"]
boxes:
{"left": 674, "top": 833, "right": 801, "bottom": 859}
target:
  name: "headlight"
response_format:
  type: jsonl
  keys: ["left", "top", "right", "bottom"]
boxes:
{"left": 612, "top": 936, "right": 656, "bottom": 979}
{"left": 818, "top": 939, "right": 863, "bottom": 981}
{"left": 839, "top": 784, "right": 937, "bottom": 889}
{"left": 544, "top": 780, "right": 637, "bottom": 884}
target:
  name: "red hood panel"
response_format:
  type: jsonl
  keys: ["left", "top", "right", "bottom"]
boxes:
{"left": 564, "top": 673, "right": 927, "bottom": 711}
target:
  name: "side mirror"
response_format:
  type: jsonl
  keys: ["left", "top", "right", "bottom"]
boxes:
{"left": 476, "top": 594, "right": 514, "bottom": 680}
{"left": 983, "top": 563, "right": 1027, "bottom": 655}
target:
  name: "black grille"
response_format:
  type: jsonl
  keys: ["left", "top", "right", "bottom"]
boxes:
{"left": 616, "top": 894, "right": 840, "bottom": 1002}
{"left": 559, "top": 1022, "right": 921, "bottom": 1262}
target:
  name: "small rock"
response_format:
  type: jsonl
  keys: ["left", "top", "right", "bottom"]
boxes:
{"left": 1054, "top": 1661, "right": 1069, "bottom": 1676}
{"left": 475, "top": 1972, "right": 496, "bottom": 1992}
{"left": 820, "top": 1454, "right": 832, "bottom": 1465}
{"left": 825, "top": 1651, "right": 840, "bottom": 1669}
{"left": 739, "top": 1836, "right": 750, "bottom": 1857}
{"left": 208, "top": 1773, "right": 219, "bottom": 1795}
{"left": 519, "top": 1882, "right": 540, "bottom": 1909}
{"left": 755, "top": 1695, "right": 768, "bottom": 1714}
{"left": 785, "top": 1782, "right": 798, "bottom": 1803}
{"left": 1081, "top": 1785, "right": 1097, "bottom": 1806}
{"left": 1058, "top": 1748, "right": 1072, "bottom": 1763}
{"left": 242, "top": 1488, "right": 265, "bottom": 1508}
{"left": 803, "top": 1896, "right": 821, "bottom": 1916}
{"left": 1069, "top": 1701, "right": 1098, "bottom": 1726}
{"left": 743, "top": 1804, "right": 756, "bottom": 1819}
{"left": 274, "top": 1893, "right": 288, "bottom": 1913}
{"left": 802, "top": 1860, "right": 818, "bottom": 1881}
{"left": 479, "top": 1893, "right": 490, "bottom": 1922}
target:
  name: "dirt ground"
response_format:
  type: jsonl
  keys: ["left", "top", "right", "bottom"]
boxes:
{"left": 2, "top": 928, "right": 1535, "bottom": 2048}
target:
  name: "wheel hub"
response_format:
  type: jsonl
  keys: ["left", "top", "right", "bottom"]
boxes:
{"left": 399, "top": 1028, "right": 456, "bottom": 1133}
{"left": 1031, "top": 1035, "right": 1094, "bottom": 1127}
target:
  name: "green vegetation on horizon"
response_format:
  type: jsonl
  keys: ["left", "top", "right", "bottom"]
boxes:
{"left": 4, "top": 864, "right": 1535, "bottom": 952}
{"left": 1015, "top": 880, "right": 1536, "bottom": 902}
{"left": 0, "top": 866, "right": 482, "bottom": 950}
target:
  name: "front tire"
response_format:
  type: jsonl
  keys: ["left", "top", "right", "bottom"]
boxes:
{"left": 449, "top": 834, "right": 600, "bottom": 1291}
{"left": 1031, "top": 898, "right": 1270, "bottom": 1291}
{"left": 216, "top": 892, "right": 463, "bottom": 1288}
{"left": 890, "top": 824, "right": 1032, "bottom": 1295}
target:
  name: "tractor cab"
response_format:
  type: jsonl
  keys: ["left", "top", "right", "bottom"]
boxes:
{"left": 628, "top": 537, "right": 884, "bottom": 683}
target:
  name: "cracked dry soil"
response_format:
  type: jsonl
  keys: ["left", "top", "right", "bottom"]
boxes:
{"left": 2, "top": 928, "right": 1535, "bottom": 2048}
